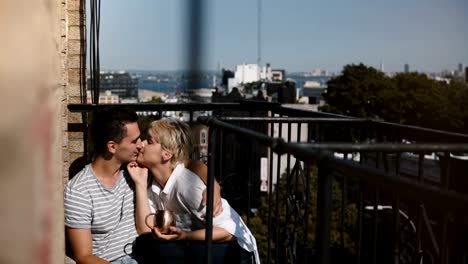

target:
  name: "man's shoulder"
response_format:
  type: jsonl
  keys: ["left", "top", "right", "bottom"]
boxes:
{"left": 66, "top": 164, "right": 94, "bottom": 190}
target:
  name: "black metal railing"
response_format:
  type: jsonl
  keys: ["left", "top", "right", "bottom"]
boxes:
{"left": 68, "top": 101, "right": 468, "bottom": 264}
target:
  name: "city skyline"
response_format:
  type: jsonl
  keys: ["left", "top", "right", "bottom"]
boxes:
{"left": 95, "top": 0, "right": 468, "bottom": 73}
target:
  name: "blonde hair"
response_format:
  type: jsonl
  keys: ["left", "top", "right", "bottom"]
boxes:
{"left": 149, "top": 118, "right": 193, "bottom": 167}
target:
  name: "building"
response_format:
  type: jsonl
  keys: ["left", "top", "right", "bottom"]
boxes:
{"left": 271, "top": 69, "right": 285, "bottom": 82}
{"left": 307, "top": 69, "right": 329, "bottom": 76}
{"left": 186, "top": 88, "right": 215, "bottom": 103}
{"left": 302, "top": 81, "right": 324, "bottom": 104}
{"left": 86, "top": 90, "right": 119, "bottom": 104}
{"left": 221, "top": 68, "right": 235, "bottom": 87}
{"left": 265, "top": 81, "right": 296, "bottom": 103}
{"left": 89, "top": 71, "right": 138, "bottom": 101}
{"left": 465, "top": 67, "right": 468, "bottom": 83}
{"left": 227, "top": 63, "right": 274, "bottom": 93}
{"left": 234, "top": 64, "right": 260, "bottom": 85}
{"left": 191, "top": 124, "right": 209, "bottom": 163}
{"left": 404, "top": 64, "right": 410, "bottom": 73}
{"left": 458, "top": 63, "right": 464, "bottom": 74}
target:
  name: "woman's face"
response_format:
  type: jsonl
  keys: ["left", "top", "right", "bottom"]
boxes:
{"left": 137, "top": 129, "right": 170, "bottom": 168}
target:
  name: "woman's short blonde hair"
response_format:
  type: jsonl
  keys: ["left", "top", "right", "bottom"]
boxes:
{"left": 149, "top": 118, "right": 193, "bottom": 167}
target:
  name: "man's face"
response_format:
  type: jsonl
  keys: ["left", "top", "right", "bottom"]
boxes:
{"left": 114, "top": 122, "right": 142, "bottom": 163}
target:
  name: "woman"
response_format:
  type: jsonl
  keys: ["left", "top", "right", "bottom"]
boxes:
{"left": 127, "top": 118, "right": 259, "bottom": 263}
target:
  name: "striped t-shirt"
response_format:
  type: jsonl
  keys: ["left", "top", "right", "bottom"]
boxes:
{"left": 64, "top": 164, "right": 137, "bottom": 262}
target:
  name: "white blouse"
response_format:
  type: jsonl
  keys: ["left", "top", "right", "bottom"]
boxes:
{"left": 148, "top": 163, "right": 260, "bottom": 263}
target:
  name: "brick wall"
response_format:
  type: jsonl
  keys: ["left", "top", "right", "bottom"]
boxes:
{"left": 64, "top": 0, "right": 87, "bottom": 185}
{"left": 63, "top": 0, "right": 86, "bottom": 263}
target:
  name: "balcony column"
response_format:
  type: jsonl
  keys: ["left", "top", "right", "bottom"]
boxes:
{"left": 205, "top": 126, "right": 218, "bottom": 264}
{"left": 316, "top": 162, "right": 332, "bottom": 264}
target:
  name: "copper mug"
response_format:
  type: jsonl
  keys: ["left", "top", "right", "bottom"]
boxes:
{"left": 145, "top": 210, "right": 176, "bottom": 234}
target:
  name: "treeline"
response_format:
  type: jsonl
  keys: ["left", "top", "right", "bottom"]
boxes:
{"left": 319, "top": 63, "right": 468, "bottom": 134}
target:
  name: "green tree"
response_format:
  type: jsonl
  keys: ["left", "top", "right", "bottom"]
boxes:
{"left": 320, "top": 63, "right": 393, "bottom": 118}
{"left": 391, "top": 73, "right": 442, "bottom": 128}
{"left": 438, "top": 79, "right": 468, "bottom": 133}
{"left": 320, "top": 63, "right": 468, "bottom": 133}
{"left": 146, "top": 96, "right": 164, "bottom": 103}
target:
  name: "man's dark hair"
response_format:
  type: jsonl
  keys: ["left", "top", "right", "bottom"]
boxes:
{"left": 90, "top": 107, "right": 138, "bottom": 155}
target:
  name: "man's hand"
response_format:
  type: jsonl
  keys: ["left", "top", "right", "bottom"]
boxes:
{"left": 127, "top": 161, "right": 148, "bottom": 187}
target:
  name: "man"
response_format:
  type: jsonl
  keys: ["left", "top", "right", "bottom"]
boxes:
{"left": 64, "top": 107, "right": 220, "bottom": 264}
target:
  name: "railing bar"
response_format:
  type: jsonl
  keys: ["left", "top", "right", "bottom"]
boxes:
{"left": 341, "top": 174, "right": 347, "bottom": 250}
{"left": 303, "top": 121, "right": 311, "bottom": 263}
{"left": 421, "top": 204, "right": 440, "bottom": 257}
{"left": 198, "top": 116, "right": 281, "bottom": 150}
{"left": 286, "top": 142, "right": 468, "bottom": 152}
{"left": 205, "top": 127, "right": 217, "bottom": 264}
{"left": 383, "top": 152, "right": 389, "bottom": 172}
{"left": 285, "top": 122, "right": 292, "bottom": 262}
{"left": 356, "top": 189, "right": 363, "bottom": 264}
{"left": 68, "top": 101, "right": 284, "bottom": 112}
{"left": 372, "top": 186, "right": 379, "bottom": 264}
{"left": 375, "top": 151, "right": 380, "bottom": 169}
{"left": 284, "top": 120, "right": 292, "bottom": 171}
{"left": 272, "top": 104, "right": 351, "bottom": 119}
{"left": 319, "top": 156, "right": 468, "bottom": 209}
{"left": 219, "top": 124, "right": 225, "bottom": 176}
{"left": 341, "top": 150, "right": 348, "bottom": 253}
{"left": 220, "top": 117, "right": 371, "bottom": 123}
{"left": 246, "top": 126, "right": 252, "bottom": 226}
{"left": 442, "top": 152, "right": 451, "bottom": 190}
{"left": 298, "top": 122, "right": 302, "bottom": 143}
{"left": 315, "top": 123, "right": 320, "bottom": 143}
{"left": 395, "top": 152, "right": 401, "bottom": 175}
{"left": 303, "top": 162, "right": 310, "bottom": 264}
{"left": 393, "top": 152, "right": 401, "bottom": 264}
{"left": 441, "top": 151, "right": 451, "bottom": 264}
{"left": 317, "top": 163, "right": 332, "bottom": 264}
{"left": 441, "top": 214, "right": 449, "bottom": 264}
{"left": 267, "top": 120, "right": 274, "bottom": 264}
{"left": 373, "top": 119, "right": 468, "bottom": 142}
{"left": 418, "top": 153, "right": 424, "bottom": 182}
{"left": 275, "top": 119, "right": 282, "bottom": 264}
{"left": 393, "top": 194, "right": 400, "bottom": 264}
{"left": 292, "top": 121, "right": 300, "bottom": 261}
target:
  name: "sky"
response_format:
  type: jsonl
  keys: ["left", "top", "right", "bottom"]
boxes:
{"left": 94, "top": 0, "right": 468, "bottom": 73}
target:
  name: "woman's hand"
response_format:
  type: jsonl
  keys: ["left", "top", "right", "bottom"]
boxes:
{"left": 152, "top": 226, "right": 187, "bottom": 241}
{"left": 127, "top": 161, "right": 148, "bottom": 187}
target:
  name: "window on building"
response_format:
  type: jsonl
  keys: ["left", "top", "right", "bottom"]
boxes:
{"left": 200, "top": 130, "right": 207, "bottom": 145}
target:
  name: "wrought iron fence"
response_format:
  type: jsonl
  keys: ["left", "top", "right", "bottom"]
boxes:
{"left": 68, "top": 101, "right": 468, "bottom": 264}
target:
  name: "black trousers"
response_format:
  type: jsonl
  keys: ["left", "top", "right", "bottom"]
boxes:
{"left": 132, "top": 233, "right": 254, "bottom": 264}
